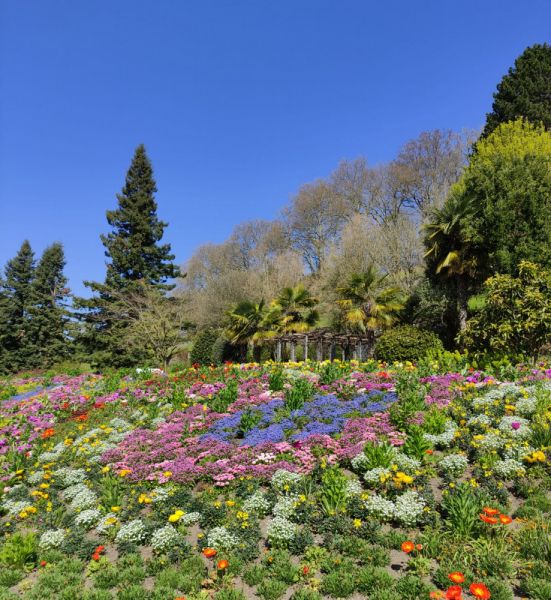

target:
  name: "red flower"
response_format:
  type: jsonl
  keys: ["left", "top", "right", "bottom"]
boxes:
{"left": 416, "top": 544, "right": 423, "bottom": 551}
{"left": 217, "top": 560, "right": 228, "bottom": 569}
{"left": 40, "top": 561, "right": 47, "bottom": 566}
{"left": 76, "top": 414, "right": 88, "bottom": 421}
{"left": 470, "top": 583, "right": 491, "bottom": 599}
{"left": 499, "top": 514, "right": 512, "bottom": 524}
{"left": 303, "top": 566, "right": 309, "bottom": 575}
{"left": 483, "top": 507, "right": 499, "bottom": 516}
{"left": 445, "top": 586, "right": 463, "bottom": 599}
{"left": 41, "top": 428, "right": 55, "bottom": 439}
{"left": 448, "top": 572, "right": 465, "bottom": 584}
{"left": 203, "top": 548, "right": 216, "bottom": 557}
{"left": 401, "top": 541, "right": 415, "bottom": 553}
{"left": 92, "top": 553, "right": 100, "bottom": 561}
{"left": 479, "top": 514, "right": 498, "bottom": 524}
{"left": 426, "top": 449, "right": 434, "bottom": 454}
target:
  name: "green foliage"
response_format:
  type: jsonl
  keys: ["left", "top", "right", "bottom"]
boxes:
{"left": 360, "top": 440, "right": 396, "bottom": 472}
{"left": 482, "top": 42, "right": 551, "bottom": 139}
{"left": 211, "top": 334, "right": 241, "bottom": 366}
{"left": 268, "top": 370, "right": 285, "bottom": 391}
{"left": 284, "top": 377, "right": 313, "bottom": 411}
{"left": 0, "top": 532, "right": 37, "bottom": 569}
{"left": 441, "top": 483, "right": 483, "bottom": 538}
{"left": 401, "top": 426, "right": 433, "bottom": 460}
{"left": 377, "top": 325, "right": 443, "bottom": 364}
{"left": 462, "top": 121, "right": 551, "bottom": 279}
{"left": 320, "top": 467, "right": 349, "bottom": 516}
{"left": 190, "top": 329, "right": 219, "bottom": 366}
{"left": 460, "top": 261, "right": 551, "bottom": 363}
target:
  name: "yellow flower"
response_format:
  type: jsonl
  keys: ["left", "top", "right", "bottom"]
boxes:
{"left": 226, "top": 501, "right": 235, "bottom": 507}
{"left": 163, "top": 471, "right": 172, "bottom": 478}
{"left": 354, "top": 519, "right": 362, "bottom": 529}
{"left": 111, "top": 507, "right": 120, "bottom": 512}
{"left": 119, "top": 469, "right": 131, "bottom": 477}
{"left": 15, "top": 470, "right": 24, "bottom": 475}
{"left": 168, "top": 514, "right": 180, "bottom": 522}
{"left": 102, "top": 466, "right": 110, "bottom": 473}
{"left": 40, "top": 484, "right": 50, "bottom": 489}
{"left": 175, "top": 510, "right": 185, "bottom": 516}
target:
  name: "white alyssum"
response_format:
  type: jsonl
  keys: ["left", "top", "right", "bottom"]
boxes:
{"left": 70, "top": 489, "right": 98, "bottom": 511}
{"left": 115, "top": 519, "right": 147, "bottom": 544}
{"left": 424, "top": 421, "right": 457, "bottom": 448}
{"left": 39, "top": 530, "right": 66, "bottom": 550}
{"left": 493, "top": 459, "right": 526, "bottom": 479}
{"left": 364, "top": 494, "right": 395, "bottom": 522}
{"left": 74, "top": 509, "right": 102, "bottom": 530}
{"left": 243, "top": 491, "right": 271, "bottom": 517}
{"left": 363, "top": 467, "right": 392, "bottom": 486}
{"left": 151, "top": 525, "right": 179, "bottom": 552}
{"left": 439, "top": 454, "right": 469, "bottom": 477}
{"left": 393, "top": 454, "right": 422, "bottom": 475}
{"left": 273, "top": 494, "right": 301, "bottom": 520}
{"left": 267, "top": 517, "right": 297, "bottom": 546}
{"left": 270, "top": 469, "right": 302, "bottom": 491}
{"left": 207, "top": 526, "right": 240, "bottom": 551}
{"left": 394, "top": 490, "right": 425, "bottom": 528}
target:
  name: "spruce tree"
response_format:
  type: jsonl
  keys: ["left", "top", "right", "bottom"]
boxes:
{"left": 0, "top": 240, "right": 36, "bottom": 373}
{"left": 482, "top": 42, "right": 551, "bottom": 139}
{"left": 74, "top": 144, "right": 180, "bottom": 368}
{"left": 29, "top": 242, "right": 72, "bottom": 367}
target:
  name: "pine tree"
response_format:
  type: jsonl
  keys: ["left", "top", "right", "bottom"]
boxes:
{"left": 0, "top": 240, "right": 36, "bottom": 373}
{"left": 29, "top": 242, "right": 72, "bottom": 368}
{"left": 74, "top": 144, "right": 180, "bottom": 368}
{"left": 482, "top": 42, "right": 551, "bottom": 139}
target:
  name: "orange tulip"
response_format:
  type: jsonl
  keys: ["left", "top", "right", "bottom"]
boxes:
{"left": 479, "top": 513, "right": 498, "bottom": 524}
{"left": 470, "top": 583, "right": 491, "bottom": 599}
{"left": 483, "top": 507, "right": 499, "bottom": 516}
{"left": 499, "top": 514, "right": 512, "bottom": 524}
{"left": 203, "top": 548, "right": 216, "bottom": 557}
{"left": 401, "top": 541, "right": 415, "bottom": 553}
{"left": 448, "top": 572, "right": 465, "bottom": 583}
{"left": 218, "top": 560, "right": 228, "bottom": 569}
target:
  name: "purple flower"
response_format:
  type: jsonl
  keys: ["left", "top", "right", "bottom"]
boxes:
{"left": 511, "top": 422, "right": 520, "bottom": 430}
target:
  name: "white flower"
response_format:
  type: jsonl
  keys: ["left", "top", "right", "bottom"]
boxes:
{"left": 364, "top": 494, "right": 395, "bottom": 522}
{"left": 439, "top": 454, "right": 469, "bottom": 477}
{"left": 39, "top": 530, "right": 66, "bottom": 550}
{"left": 243, "top": 492, "right": 271, "bottom": 517}
{"left": 493, "top": 459, "right": 526, "bottom": 479}
{"left": 116, "top": 519, "right": 147, "bottom": 544}
{"left": 424, "top": 421, "right": 457, "bottom": 448}
{"left": 207, "top": 526, "right": 239, "bottom": 551}
{"left": 270, "top": 469, "right": 302, "bottom": 491}
{"left": 151, "top": 525, "right": 179, "bottom": 552}
{"left": 267, "top": 517, "right": 297, "bottom": 547}
{"left": 394, "top": 490, "right": 425, "bottom": 527}
{"left": 74, "top": 509, "right": 102, "bottom": 530}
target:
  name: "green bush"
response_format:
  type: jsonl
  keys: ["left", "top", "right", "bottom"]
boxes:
{"left": 211, "top": 335, "right": 241, "bottom": 366}
{"left": 376, "top": 325, "right": 443, "bottom": 364}
{"left": 190, "top": 330, "right": 219, "bottom": 366}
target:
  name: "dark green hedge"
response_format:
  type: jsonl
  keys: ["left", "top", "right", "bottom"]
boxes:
{"left": 211, "top": 335, "right": 241, "bottom": 366}
{"left": 189, "top": 330, "right": 219, "bottom": 366}
{"left": 376, "top": 325, "right": 443, "bottom": 364}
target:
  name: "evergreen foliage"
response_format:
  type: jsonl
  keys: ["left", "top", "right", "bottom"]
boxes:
{"left": 482, "top": 43, "right": 551, "bottom": 139}
{"left": 0, "top": 240, "right": 36, "bottom": 373}
{"left": 376, "top": 325, "right": 443, "bottom": 364}
{"left": 190, "top": 330, "right": 219, "bottom": 366}
{"left": 29, "top": 243, "right": 72, "bottom": 368}
{"left": 211, "top": 334, "right": 241, "bottom": 366}
{"left": 462, "top": 121, "right": 551, "bottom": 277}
{"left": 73, "top": 144, "right": 180, "bottom": 368}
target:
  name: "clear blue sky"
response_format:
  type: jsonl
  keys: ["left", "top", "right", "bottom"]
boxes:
{"left": 1, "top": 0, "right": 549, "bottom": 297}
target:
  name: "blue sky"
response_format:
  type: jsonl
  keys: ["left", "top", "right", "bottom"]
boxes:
{"left": 1, "top": 0, "right": 549, "bottom": 297}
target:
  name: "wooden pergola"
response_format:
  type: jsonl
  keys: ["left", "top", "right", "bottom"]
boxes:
{"left": 271, "top": 327, "right": 375, "bottom": 362}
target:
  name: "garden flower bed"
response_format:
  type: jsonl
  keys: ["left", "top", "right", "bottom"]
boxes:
{"left": 0, "top": 359, "right": 550, "bottom": 600}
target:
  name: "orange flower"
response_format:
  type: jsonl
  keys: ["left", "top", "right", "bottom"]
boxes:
{"left": 40, "top": 561, "right": 47, "bottom": 566}
{"left": 499, "top": 514, "right": 512, "bottom": 524}
{"left": 92, "top": 553, "right": 100, "bottom": 561}
{"left": 41, "top": 428, "right": 55, "bottom": 439}
{"left": 479, "top": 514, "right": 498, "bottom": 524}
{"left": 203, "top": 548, "right": 216, "bottom": 557}
{"left": 426, "top": 450, "right": 434, "bottom": 454}
{"left": 416, "top": 544, "right": 423, "bottom": 550}
{"left": 401, "top": 541, "right": 415, "bottom": 553}
{"left": 483, "top": 507, "right": 499, "bottom": 516}
{"left": 470, "top": 583, "right": 491, "bottom": 599}
{"left": 217, "top": 560, "right": 228, "bottom": 569}
{"left": 448, "top": 572, "right": 465, "bottom": 584}
{"left": 446, "top": 586, "right": 463, "bottom": 599}
{"left": 430, "top": 593, "right": 445, "bottom": 599}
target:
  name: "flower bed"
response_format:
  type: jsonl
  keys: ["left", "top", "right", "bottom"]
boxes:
{"left": 0, "top": 359, "right": 550, "bottom": 599}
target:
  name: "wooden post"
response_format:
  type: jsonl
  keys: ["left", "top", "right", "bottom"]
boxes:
{"left": 356, "top": 340, "right": 362, "bottom": 361}
{"left": 316, "top": 339, "right": 323, "bottom": 361}
{"left": 330, "top": 339, "right": 336, "bottom": 361}
{"left": 304, "top": 335, "right": 308, "bottom": 361}
{"left": 290, "top": 339, "right": 296, "bottom": 362}
{"left": 276, "top": 339, "right": 282, "bottom": 362}
{"left": 341, "top": 343, "right": 346, "bottom": 361}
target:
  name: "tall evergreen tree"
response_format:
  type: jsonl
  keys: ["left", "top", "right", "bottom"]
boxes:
{"left": 29, "top": 242, "right": 72, "bottom": 367}
{"left": 74, "top": 144, "right": 180, "bottom": 368}
{"left": 0, "top": 240, "right": 36, "bottom": 373}
{"left": 482, "top": 42, "right": 551, "bottom": 139}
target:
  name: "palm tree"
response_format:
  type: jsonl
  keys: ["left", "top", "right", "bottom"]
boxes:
{"left": 224, "top": 299, "right": 274, "bottom": 362}
{"left": 267, "top": 284, "right": 320, "bottom": 333}
{"left": 422, "top": 190, "right": 476, "bottom": 332}
{"left": 335, "top": 267, "right": 405, "bottom": 357}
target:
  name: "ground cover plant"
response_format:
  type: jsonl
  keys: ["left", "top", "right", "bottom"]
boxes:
{"left": 1, "top": 357, "right": 550, "bottom": 599}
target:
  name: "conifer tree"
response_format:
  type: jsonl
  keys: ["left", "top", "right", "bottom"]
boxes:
{"left": 0, "top": 240, "right": 36, "bottom": 373}
{"left": 74, "top": 144, "right": 180, "bottom": 368}
{"left": 482, "top": 42, "right": 551, "bottom": 139}
{"left": 29, "top": 242, "right": 72, "bottom": 367}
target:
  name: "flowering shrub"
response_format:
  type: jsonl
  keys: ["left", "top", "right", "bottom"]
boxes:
{"left": 74, "top": 508, "right": 102, "bottom": 530}
{"left": 266, "top": 517, "right": 297, "bottom": 547}
{"left": 207, "top": 526, "right": 240, "bottom": 552}
{"left": 39, "top": 530, "right": 66, "bottom": 550}
{"left": 439, "top": 454, "right": 469, "bottom": 477}
{"left": 394, "top": 490, "right": 426, "bottom": 527}
{"left": 115, "top": 520, "right": 147, "bottom": 544}
{"left": 151, "top": 525, "right": 179, "bottom": 552}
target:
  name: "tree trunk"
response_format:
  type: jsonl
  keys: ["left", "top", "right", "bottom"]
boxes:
{"left": 253, "top": 344, "right": 261, "bottom": 363}
{"left": 457, "top": 273, "right": 469, "bottom": 332}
